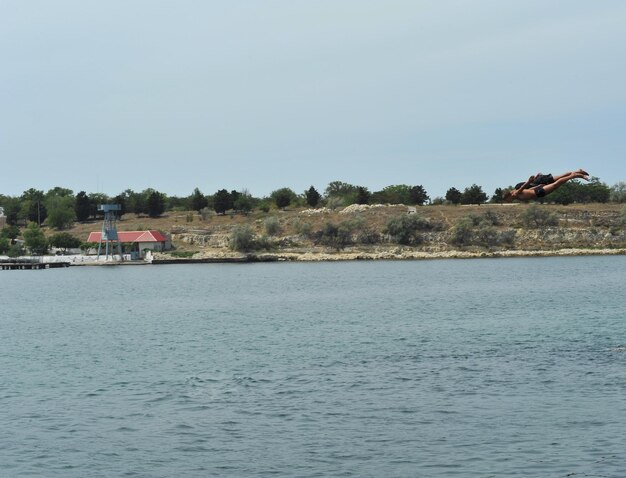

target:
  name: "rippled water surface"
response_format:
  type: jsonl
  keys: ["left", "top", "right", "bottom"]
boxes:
{"left": 1, "top": 257, "right": 625, "bottom": 477}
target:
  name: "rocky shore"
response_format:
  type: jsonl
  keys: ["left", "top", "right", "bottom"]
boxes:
{"left": 151, "top": 246, "right": 626, "bottom": 264}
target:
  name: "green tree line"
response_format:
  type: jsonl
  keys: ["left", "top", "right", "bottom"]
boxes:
{"left": 0, "top": 178, "right": 621, "bottom": 233}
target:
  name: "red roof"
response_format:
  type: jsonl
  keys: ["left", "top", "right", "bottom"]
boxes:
{"left": 87, "top": 230, "right": 167, "bottom": 243}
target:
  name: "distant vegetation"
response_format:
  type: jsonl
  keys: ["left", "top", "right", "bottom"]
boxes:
{"left": 1, "top": 177, "right": 624, "bottom": 256}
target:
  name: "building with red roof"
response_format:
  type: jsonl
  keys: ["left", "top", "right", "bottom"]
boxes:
{"left": 87, "top": 230, "right": 170, "bottom": 259}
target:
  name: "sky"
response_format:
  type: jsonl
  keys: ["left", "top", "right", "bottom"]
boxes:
{"left": 1, "top": 1, "right": 626, "bottom": 200}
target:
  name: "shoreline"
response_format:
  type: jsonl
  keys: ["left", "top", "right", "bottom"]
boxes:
{"left": 5, "top": 247, "right": 626, "bottom": 269}
{"left": 151, "top": 247, "right": 626, "bottom": 264}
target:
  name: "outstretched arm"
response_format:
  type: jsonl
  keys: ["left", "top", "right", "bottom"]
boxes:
{"left": 511, "top": 175, "right": 535, "bottom": 198}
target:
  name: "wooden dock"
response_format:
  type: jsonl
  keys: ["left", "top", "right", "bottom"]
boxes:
{"left": 1, "top": 261, "right": 71, "bottom": 270}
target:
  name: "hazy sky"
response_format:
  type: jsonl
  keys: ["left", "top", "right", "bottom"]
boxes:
{"left": 2, "top": 1, "right": 626, "bottom": 199}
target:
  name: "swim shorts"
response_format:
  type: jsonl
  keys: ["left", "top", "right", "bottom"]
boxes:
{"left": 535, "top": 186, "right": 546, "bottom": 198}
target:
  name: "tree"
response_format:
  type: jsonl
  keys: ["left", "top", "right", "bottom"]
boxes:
{"left": 372, "top": 184, "right": 412, "bottom": 204}
{"left": 491, "top": 188, "right": 505, "bottom": 204}
{"left": 89, "top": 193, "right": 111, "bottom": 218}
{"left": 1, "top": 197, "right": 22, "bottom": 225}
{"left": 148, "top": 190, "right": 166, "bottom": 217}
{"left": 409, "top": 185, "right": 430, "bottom": 206}
{"left": 271, "top": 188, "right": 297, "bottom": 209}
{"left": 46, "top": 196, "right": 76, "bottom": 229}
{"left": 0, "top": 225, "right": 20, "bottom": 241}
{"left": 127, "top": 190, "right": 149, "bottom": 215}
{"left": 111, "top": 193, "right": 127, "bottom": 217}
{"left": 75, "top": 191, "right": 91, "bottom": 222}
{"left": 305, "top": 186, "right": 321, "bottom": 207}
{"left": 23, "top": 222, "right": 48, "bottom": 255}
{"left": 610, "top": 182, "right": 626, "bottom": 203}
{"left": 356, "top": 186, "right": 371, "bottom": 205}
{"left": 0, "top": 237, "right": 9, "bottom": 254}
{"left": 213, "top": 189, "right": 232, "bottom": 215}
{"left": 584, "top": 177, "right": 610, "bottom": 203}
{"left": 230, "top": 190, "right": 241, "bottom": 207}
{"left": 49, "top": 232, "right": 81, "bottom": 253}
{"left": 460, "top": 184, "right": 487, "bottom": 205}
{"left": 324, "top": 181, "right": 358, "bottom": 198}
{"left": 445, "top": 187, "right": 462, "bottom": 205}
{"left": 46, "top": 187, "right": 74, "bottom": 198}
{"left": 234, "top": 191, "right": 253, "bottom": 215}
{"left": 21, "top": 188, "right": 47, "bottom": 225}
{"left": 190, "top": 188, "right": 208, "bottom": 212}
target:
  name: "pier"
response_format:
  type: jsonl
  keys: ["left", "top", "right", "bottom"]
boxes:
{"left": 1, "top": 260, "right": 71, "bottom": 270}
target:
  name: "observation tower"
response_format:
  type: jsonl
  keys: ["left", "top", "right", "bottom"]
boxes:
{"left": 97, "top": 204, "right": 123, "bottom": 261}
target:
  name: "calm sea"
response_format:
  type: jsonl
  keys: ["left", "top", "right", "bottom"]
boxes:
{"left": 1, "top": 257, "right": 625, "bottom": 477}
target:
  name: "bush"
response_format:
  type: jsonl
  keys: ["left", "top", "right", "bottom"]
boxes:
{"left": 385, "top": 214, "right": 434, "bottom": 245}
{"left": 449, "top": 216, "right": 516, "bottom": 248}
{"left": 170, "top": 251, "right": 197, "bottom": 258}
{"left": 254, "top": 235, "right": 274, "bottom": 251}
{"left": 293, "top": 219, "right": 313, "bottom": 238}
{"left": 49, "top": 232, "right": 81, "bottom": 252}
{"left": 229, "top": 226, "right": 256, "bottom": 252}
{"left": 482, "top": 210, "right": 501, "bottom": 226}
{"left": 200, "top": 207, "right": 212, "bottom": 221}
{"left": 355, "top": 229, "right": 382, "bottom": 244}
{"left": 325, "top": 196, "right": 343, "bottom": 211}
{"left": 229, "top": 226, "right": 274, "bottom": 252}
{"left": 521, "top": 204, "right": 559, "bottom": 228}
{"left": 264, "top": 216, "right": 281, "bottom": 236}
{"left": 449, "top": 217, "right": 473, "bottom": 246}
{"left": 314, "top": 222, "right": 353, "bottom": 250}
{"left": 0, "top": 225, "right": 20, "bottom": 240}
{"left": 618, "top": 205, "right": 626, "bottom": 228}
{"left": 0, "top": 237, "right": 9, "bottom": 254}
{"left": 259, "top": 201, "right": 271, "bottom": 213}
{"left": 7, "top": 243, "right": 25, "bottom": 258}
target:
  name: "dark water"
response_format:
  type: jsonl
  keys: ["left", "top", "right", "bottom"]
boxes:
{"left": 1, "top": 257, "right": 625, "bottom": 477}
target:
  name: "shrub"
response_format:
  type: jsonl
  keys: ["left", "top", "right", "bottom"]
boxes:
{"left": 7, "top": 243, "right": 25, "bottom": 258}
{"left": 449, "top": 216, "right": 516, "bottom": 248}
{"left": 326, "top": 196, "right": 343, "bottom": 211}
{"left": 0, "top": 237, "right": 9, "bottom": 254}
{"left": 200, "top": 207, "right": 212, "bottom": 221}
{"left": 293, "top": 219, "right": 313, "bottom": 238}
{"left": 385, "top": 214, "right": 433, "bottom": 245}
{"left": 449, "top": 217, "right": 473, "bottom": 246}
{"left": 521, "top": 204, "right": 559, "bottom": 228}
{"left": 229, "top": 226, "right": 256, "bottom": 252}
{"left": 482, "top": 210, "right": 500, "bottom": 226}
{"left": 49, "top": 232, "right": 81, "bottom": 252}
{"left": 314, "top": 222, "right": 353, "bottom": 250}
{"left": 229, "top": 226, "right": 275, "bottom": 252}
{"left": 264, "top": 216, "right": 281, "bottom": 236}
{"left": 170, "top": 251, "right": 197, "bottom": 258}
{"left": 355, "top": 229, "right": 382, "bottom": 244}
{"left": 254, "top": 235, "right": 274, "bottom": 251}
{"left": 0, "top": 225, "right": 20, "bottom": 240}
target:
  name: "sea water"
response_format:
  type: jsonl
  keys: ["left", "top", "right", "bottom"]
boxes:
{"left": 1, "top": 257, "right": 625, "bottom": 477}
